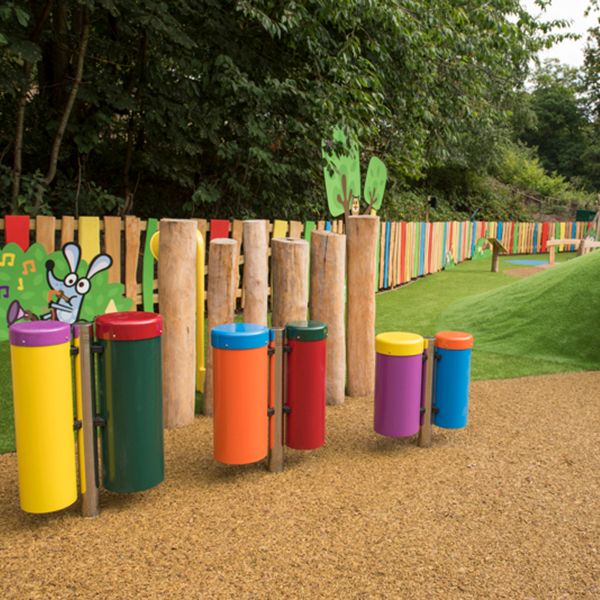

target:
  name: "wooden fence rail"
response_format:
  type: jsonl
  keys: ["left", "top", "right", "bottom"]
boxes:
{"left": 0, "top": 216, "right": 595, "bottom": 308}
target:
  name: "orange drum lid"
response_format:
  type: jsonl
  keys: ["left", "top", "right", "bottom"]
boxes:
{"left": 435, "top": 331, "right": 474, "bottom": 350}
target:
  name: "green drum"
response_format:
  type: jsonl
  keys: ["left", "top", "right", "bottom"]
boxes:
{"left": 95, "top": 312, "right": 164, "bottom": 493}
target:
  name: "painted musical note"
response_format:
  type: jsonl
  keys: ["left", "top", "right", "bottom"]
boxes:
{"left": 0, "top": 253, "right": 15, "bottom": 267}
{"left": 0, "top": 286, "right": 9, "bottom": 298}
{"left": 17, "top": 278, "right": 24, "bottom": 292}
{"left": 22, "top": 260, "right": 36, "bottom": 275}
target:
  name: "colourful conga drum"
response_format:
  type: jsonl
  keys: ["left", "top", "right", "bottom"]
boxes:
{"left": 9, "top": 321, "right": 77, "bottom": 513}
{"left": 433, "top": 331, "right": 474, "bottom": 429}
{"left": 374, "top": 332, "right": 424, "bottom": 437}
{"left": 212, "top": 323, "right": 269, "bottom": 464}
{"left": 285, "top": 320, "right": 327, "bottom": 450}
{"left": 96, "top": 312, "right": 164, "bottom": 493}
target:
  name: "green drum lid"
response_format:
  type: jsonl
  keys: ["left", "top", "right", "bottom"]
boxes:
{"left": 285, "top": 320, "right": 328, "bottom": 341}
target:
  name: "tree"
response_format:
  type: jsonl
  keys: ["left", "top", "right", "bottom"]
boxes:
{"left": 518, "top": 61, "right": 589, "bottom": 183}
{"left": 0, "top": 0, "right": 571, "bottom": 219}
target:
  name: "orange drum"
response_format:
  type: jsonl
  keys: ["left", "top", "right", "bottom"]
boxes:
{"left": 212, "top": 323, "right": 269, "bottom": 464}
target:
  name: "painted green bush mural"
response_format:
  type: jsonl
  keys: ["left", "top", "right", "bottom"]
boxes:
{"left": 0, "top": 242, "right": 132, "bottom": 341}
{"left": 322, "top": 128, "right": 388, "bottom": 219}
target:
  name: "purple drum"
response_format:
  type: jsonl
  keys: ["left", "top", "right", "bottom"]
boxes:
{"left": 374, "top": 332, "right": 425, "bottom": 437}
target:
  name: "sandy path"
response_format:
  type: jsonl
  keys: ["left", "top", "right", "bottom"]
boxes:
{"left": 1, "top": 371, "right": 600, "bottom": 599}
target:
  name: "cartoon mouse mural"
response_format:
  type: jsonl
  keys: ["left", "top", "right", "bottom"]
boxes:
{"left": 6, "top": 243, "right": 112, "bottom": 326}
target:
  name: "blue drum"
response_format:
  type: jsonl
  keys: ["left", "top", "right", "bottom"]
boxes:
{"left": 433, "top": 331, "right": 474, "bottom": 429}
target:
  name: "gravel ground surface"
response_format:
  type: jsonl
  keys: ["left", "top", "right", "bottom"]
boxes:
{"left": 1, "top": 371, "right": 600, "bottom": 599}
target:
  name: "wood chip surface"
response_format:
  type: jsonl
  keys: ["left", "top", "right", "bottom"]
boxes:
{"left": 505, "top": 264, "right": 555, "bottom": 278}
{"left": 1, "top": 372, "right": 600, "bottom": 599}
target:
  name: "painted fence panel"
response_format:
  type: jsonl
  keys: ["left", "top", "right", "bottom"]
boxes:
{"left": 0, "top": 217, "right": 591, "bottom": 308}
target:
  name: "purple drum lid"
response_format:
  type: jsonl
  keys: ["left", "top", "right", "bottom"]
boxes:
{"left": 9, "top": 320, "right": 71, "bottom": 347}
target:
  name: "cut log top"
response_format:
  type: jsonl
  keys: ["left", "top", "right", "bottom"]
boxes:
{"left": 272, "top": 237, "right": 309, "bottom": 246}
{"left": 210, "top": 238, "right": 238, "bottom": 246}
{"left": 161, "top": 218, "right": 197, "bottom": 225}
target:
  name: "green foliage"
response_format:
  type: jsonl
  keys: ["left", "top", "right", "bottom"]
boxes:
{"left": 0, "top": 0, "right": 570, "bottom": 220}
{"left": 518, "top": 61, "right": 590, "bottom": 185}
{"left": 492, "top": 142, "right": 595, "bottom": 211}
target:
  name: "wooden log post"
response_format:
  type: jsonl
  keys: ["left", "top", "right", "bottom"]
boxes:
{"left": 158, "top": 219, "right": 197, "bottom": 428}
{"left": 205, "top": 238, "right": 238, "bottom": 416}
{"left": 548, "top": 243, "right": 556, "bottom": 265}
{"left": 491, "top": 246, "right": 500, "bottom": 273}
{"left": 271, "top": 238, "right": 309, "bottom": 328}
{"left": 310, "top": 231, "right": 346, "bottom": 406}
{"left": 243, "top": 220, "right": 269, "bottom": 326}
{"left": 346, "top": 215, "right": 379, "bottom": 397}
{"left": 418, "top": 339, "right": 435, "bottom": 448}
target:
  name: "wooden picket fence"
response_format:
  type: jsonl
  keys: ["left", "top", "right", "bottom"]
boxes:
{"left": 0, "top": 215, "right": 593, "bottom": 308}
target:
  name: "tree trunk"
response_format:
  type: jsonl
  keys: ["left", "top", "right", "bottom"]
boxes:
{"left": 34, "top": 8, "right": 90, "bottom": 213}
{"left": 10, "top": 0, "right": 55, "bottom": 207}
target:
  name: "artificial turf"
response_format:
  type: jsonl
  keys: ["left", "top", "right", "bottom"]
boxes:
{"left": 0, "top": 250, "right": 590, "bottom": 454}
{"left": 376, "top": 251, "right": 590, "bottom": 380}
{"left": 438, "top": 249, "right": 600, "bottom": 379}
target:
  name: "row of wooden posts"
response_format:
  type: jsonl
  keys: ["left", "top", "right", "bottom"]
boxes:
{"left": 158, "top": 216, "right": 380, "bottom": 428}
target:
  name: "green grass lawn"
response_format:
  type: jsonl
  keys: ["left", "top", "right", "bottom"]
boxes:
{"left": 376, "top": 251, "right": 592, "bottom": 380}
{"left": 0, "top": 250, "right": 591, "bottom": 454}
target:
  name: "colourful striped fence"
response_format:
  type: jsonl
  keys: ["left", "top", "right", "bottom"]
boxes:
{"left": 0, "top": 217, "right": 593, "bottom": 305}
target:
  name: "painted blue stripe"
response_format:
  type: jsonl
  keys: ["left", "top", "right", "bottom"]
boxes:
{"left": 383, "top": 222, "right": 391, "bottom": 288}
{"left": 470, "top": 222, "right": 476, "bottom": 258}
{"left": 533, "top": 224, "right": 538, "bottom": 254}
{"left": 571, "top": 222, "right": 577, "bottom": 250}
{"left": 442, "top": 222, "right": 448, "bottom": 268}
{"left": 324, "top": 221, "right": 332, "bottom": 231}
{"left": 419, "top": 222, "right": 426, "bottom": 276}
{"left": 497, "top": 222, "right": 503, "bottom": 245}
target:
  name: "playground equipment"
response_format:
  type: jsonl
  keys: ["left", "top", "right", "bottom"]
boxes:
{"left": 310, "top": 231, "right": 346, "bottom": 406}
{"left": 488, "top": 238, "right": 508, "bottom": 273}
{"left": 10, "top": 321, "right": 77, "bottom": 513}
{"left": 205, "top": 238, "right": 238, "bottom": 416}
{"left": 374, "top": 330, "right": 474, "bottom": 446}
{"left": 547, "top": 238, "right": 600, "bottom": 264}
{"left": 9, "top": 313, "right": 164, "bottom": 516}
{"left": 151, "top": 221, "right": 204, "bottom": 429}
{"left": 432, "top": 331, "right": 473, "bottom": 429}
{"left": 211, "top": 320, "right": 327, "bottom": 472}
{"left": 150, "top": 224, "right": 205, "bottom": 393}
{"left": 347, "top": 215, "right": 379, "bottom": 397}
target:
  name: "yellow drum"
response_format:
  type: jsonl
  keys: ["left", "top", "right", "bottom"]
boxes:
{"left": 9, "top": 321, "right": 77, "bottom": 513}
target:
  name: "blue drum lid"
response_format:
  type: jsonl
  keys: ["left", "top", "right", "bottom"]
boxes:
{"left": 211, "top": 322, "right": 270, "bottom": 350}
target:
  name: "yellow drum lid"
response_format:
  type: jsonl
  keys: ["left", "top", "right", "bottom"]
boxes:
{"left": 376, "top": 332, "right": 425, "bottom": 356}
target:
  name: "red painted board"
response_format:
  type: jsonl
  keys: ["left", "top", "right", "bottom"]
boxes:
{"left": 400, "top": 222, "right": 406, "bottom": 283}
{"left": 4, "top": 215, "right": 30, "bottom": 250}
{"left": 209, "top": 219, "right": 230, "bottom": 241}
{"left": 541, "top": 223, "right": 549, "bottom": 253}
